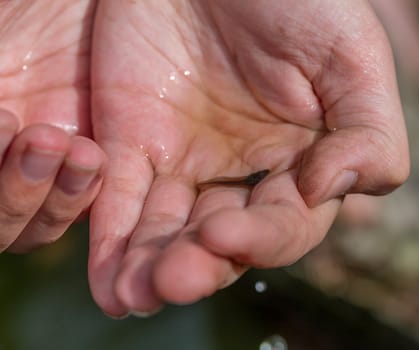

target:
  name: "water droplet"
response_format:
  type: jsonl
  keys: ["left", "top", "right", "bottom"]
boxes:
{"left": 51, "top": 122, "right": 79, "bottom": 135}
{"left": 24, "top": 51, "right": 33, "bottom": 60}
{"left": 255, "top": 281, "right": 267, "bottom": 293}
{"left": 160, "top": 144, "right": 169, "bottom": 160}
{"left": 22, "top": 50, "right": 33, "bottom": 72}
{"left": 330, "top": 127, "right": 337, "bottom": 132}
{"left": 183, "top": 69, "right": 191, "bottom": 77}
{"left": 139, "top": 144, "right": 150, "bottom": 159}
{"left": 259, "top": 335, "right": 288, "bottom": 350}
{"left": 169, "top": 71, "right": 177, "bottom": 82}
{"left": 158, "top": 87, "right": 168, "bottom": 99}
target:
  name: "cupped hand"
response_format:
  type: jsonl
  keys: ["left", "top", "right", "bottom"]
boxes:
{"left": 0, "top": 1, "right": 106, "bottom": 252}
{"left": 90, "top": 0, "right": 409, "bottom": 317}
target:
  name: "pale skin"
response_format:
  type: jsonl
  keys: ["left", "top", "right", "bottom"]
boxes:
{"left": 90, "top": 0, "right": 409, "bottom": 317}
{"left": 0, "top": 1, "right": 106, "bottom": 253}
{"left": 0, "top": 0, "right": 410, "bottom": 318}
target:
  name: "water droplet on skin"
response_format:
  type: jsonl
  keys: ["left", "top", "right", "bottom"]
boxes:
{"left": 160, "top": 144, "right": 169, "bottom": 160}
{"left": 22, "top": 50, "right": 33, "bottom": 72}
{"left": 139, "top": 144, "right": 150, "bottom": 159}
{"left": 255, "top": 281, "right": 268, "bottom": 293}
{"left": 51, "top": 122, "right": 79, "bottom": 135}
{"left": 259, "top": 335, "right": 288, "bottom": 350}
{"left": 158, "top": 69, "right": 191, "bottom": 99}
{"left": 158, "top": 87, "right": 168, "bottom": 99}
{"left": 169, "top": 72, "right": 177, "bottom": 82}
{"left": 331, "top": 127, "right": 337, "bottom": 132}
{"left": 24, "top": 51, "right": 33, "bottom": 60}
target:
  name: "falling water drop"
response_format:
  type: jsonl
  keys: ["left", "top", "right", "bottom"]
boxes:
{"left": 22, "top": 50, "right": 33, "bottom": 72}
{"left": 259, "top": 335, "right": 288, "bottom": 350}
{"left": 254, "top": 281, "right": 267, "bottom": 293}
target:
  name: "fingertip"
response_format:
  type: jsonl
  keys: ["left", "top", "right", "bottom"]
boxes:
{"left": 0, "top": 108, "right": 19, "bottom": 131}
{"left": 0, "top": 111, "right": 19, "bottom": 164}
{"left": 68, "top": 136, "right": 107, "bottom": 171}
{"left": 54, "top": 137, "right": 106, "bottom": 195}
{"left": 299, "top": 168, "right": 358, "bottom": 208}
{"left": 199, "top": 208, "right": 250, "bottom": 257}
{"left": 17, "top": 124, "right": 72, "bottom": 157}
{"left": 88, "top": 238, "right": 129, "bottom": 317}
{"left": 114, "top": 247, "right": 163, "bottom": 315}
{"left": 153, "top": 240, "right": 231, "bottom": 305}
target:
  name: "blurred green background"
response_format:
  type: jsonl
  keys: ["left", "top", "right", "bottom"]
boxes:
{"left": 2, "top": 222, "right": 419, "bottom": 350}
{"left": 2, "top": 2, "right": 419, "bottom": 349}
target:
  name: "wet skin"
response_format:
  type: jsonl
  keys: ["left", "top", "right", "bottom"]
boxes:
{"left": 89, "top": 0, "right": 408, "bottom": 318}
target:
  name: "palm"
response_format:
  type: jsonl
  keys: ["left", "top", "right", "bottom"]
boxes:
{"left": 90, "top": 0, "right": 404, "bottom": 316}
{"left": 0, "top": 0, "right": 95, "bottom": 135}
{"left": 93, "top": 4, "right": 319, "bottom": 180}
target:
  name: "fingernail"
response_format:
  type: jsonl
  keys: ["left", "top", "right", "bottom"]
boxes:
{"left": 56, "top": 163, "right": 99, "bottom": 195}
{"left": 322, "top": 170, "right": 358, "bottom": 203}
{"left": 129, "top": 306, "right": 164, "bottom": 318}
{"left": 21, "top": 147, "right": 63, "bottom": 181}
{"left": 103, "top": 312, "right": 130, "bottom": 320}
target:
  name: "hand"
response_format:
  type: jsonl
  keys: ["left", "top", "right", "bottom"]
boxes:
{"left": 0, "top": 1, "right": 105, "bottom": 252}
{"left": 89, "top": 0, "right": 409, "bottom": 317}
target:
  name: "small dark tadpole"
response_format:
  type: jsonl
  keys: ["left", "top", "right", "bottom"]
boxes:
{"left": 197, "top": 169, "right": 270, "bottom": 192}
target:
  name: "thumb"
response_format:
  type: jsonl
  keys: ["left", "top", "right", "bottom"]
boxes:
{"left": 298, "top": 122, "right": 410, "bottom": 208}
{"left": 298, "top": 13, "right": 410, "bottom": 208}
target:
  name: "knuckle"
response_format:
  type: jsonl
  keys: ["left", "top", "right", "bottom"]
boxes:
{"left": 37, "top": 208, "right": 76, "bottom": 228}
{"left": 0, "top": 201, "right": 30, "bottom": 225}
{"left": 366, "top": 126, "right": 410, "bottom": 193}
{"left": 379, "top": 151, "right": 410, "bottom": 192}
{"left": 0, "top": 240, "right": 11, "bottom": 253}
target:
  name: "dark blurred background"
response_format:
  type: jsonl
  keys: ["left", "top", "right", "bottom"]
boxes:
{"left": 1, "top": 1, "right": 419, "bottom": 349}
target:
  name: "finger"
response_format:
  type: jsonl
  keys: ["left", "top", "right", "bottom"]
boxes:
{"left": 114, "top": 175, "right": 196, "bottom": 315}
{"left": 0, "top": 124, "right": 70, "bottom": 252}
{"left": 88, "top": 143, "right": 154, "bottom": 317}
{"left": 0, "top": 109, "right": 19, "bottom": 164}
{"left": 8, "top": 137, "right": 106, "bottom": 253}
{"left": 299, "top": 22, "right": 410, "bottom": 207}
{"left": 152, "top": 232, "right": 240, "bottom": 305}
{"left": 149, "top": 183, "right": 257, "bottom": 305}
{"left": 189, "top": 184, "right": 249, "bottom": 223}
{"left": 117, "top": 177, "right": 252, "bottom": 309}
{"left": 198, "top": 170, "right": 341, "bottom": 267}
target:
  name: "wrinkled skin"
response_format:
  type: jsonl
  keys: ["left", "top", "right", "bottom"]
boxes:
{"left": 89, "top": 0, "right": 409, "bottom": 317}
{"left": 0, "top": 0, "right": 105, "bottom": 253}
